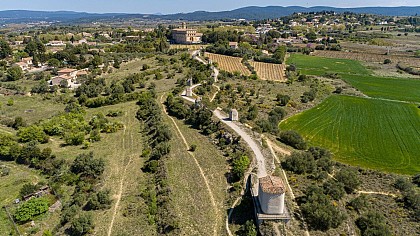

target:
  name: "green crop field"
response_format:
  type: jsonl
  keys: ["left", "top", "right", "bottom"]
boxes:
{"left": 280, "top": 95, "right": 420, "bottom": 175}
{"left": 288, "top": 54, "right": 420, "bottom": 102}
{"left": 287, "top": 54, "right": 369, "bottom": 76}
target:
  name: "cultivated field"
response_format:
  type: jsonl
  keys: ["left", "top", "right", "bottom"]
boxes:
{"left": 250, "top": 61, "right": 287, "bottom": 82}
{"left": 205, "top": 53, "right": 251, "bottom": 76}
{"left": 280, "top": 95, "right": 420, "bottom": 175}
{"left": 313, "top": 50, "right": 420, "bottom": 67}
{"left": 288, "top": 54, "right": 420, "bottom": 102}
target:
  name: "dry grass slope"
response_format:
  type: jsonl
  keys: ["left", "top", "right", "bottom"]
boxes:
{"left": 163, "top": 115, "right": 227, "bottom": 235}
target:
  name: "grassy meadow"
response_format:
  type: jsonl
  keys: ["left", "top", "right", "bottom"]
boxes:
{"left": 280, "top": 95, "right": 420, "bottom": 175}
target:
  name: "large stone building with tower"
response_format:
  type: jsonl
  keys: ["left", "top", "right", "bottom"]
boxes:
{"left": 172, "top": 22, "right": 203, "bottom": 44}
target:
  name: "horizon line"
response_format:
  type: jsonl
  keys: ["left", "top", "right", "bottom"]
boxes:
{"left": 0, "top": 5, "right": 418, "bottom": 15}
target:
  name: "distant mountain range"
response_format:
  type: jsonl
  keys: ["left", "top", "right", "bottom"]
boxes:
{"left": 0, "top": 6, "right": 418, "bottom": 23}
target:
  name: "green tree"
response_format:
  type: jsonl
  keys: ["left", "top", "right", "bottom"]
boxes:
{"left": 0, "top": 39, "right": 12, "bottom": 59}
{"left": 282, "top": 151, "right": 316, "bottom": 174}
{"left": 6, "top": 66, "right": 23, "bottom": 81}
{"left": 232, "top": 155, "right": 250, "bottom": 179}
{"left": 47, "top": 58, "right": 61, "bottom": 68}
{"left": 17, "top": 125, "right": 49, "bottom": 143}
{"left": 71, "top": 152, "right": 105, "bottom": 179}
{"left": 70, "top": 212, "right": 94, "bottom": 236}
{"left": 20, "top": 183, "right": 38, "bottom": 197}
{"left": 273, "top": 45, "right": 287, "bottom": 63}
{"left": 279, "top": 130, "right": 307, "bottom": 150}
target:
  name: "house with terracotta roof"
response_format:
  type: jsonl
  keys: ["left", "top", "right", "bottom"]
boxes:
{"left": 13, "top": 57, "right": 34, "bottom": 71}
{"left": 58, "top": 68, "right": 78, "bottom": 79}
{"left": 13, "top": 62, "right": 29, "bottom": 71}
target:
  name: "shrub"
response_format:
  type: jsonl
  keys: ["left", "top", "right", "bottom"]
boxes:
{"left": 7, "top": 98, "right": 14, "bottom": 106}
{"left": 347, "top": 195, "right": 369, "bottom": 213}
{"left": 12, "top": 117, "right": 26, "bottom": 130}
{"left": 279, "top": 130, "right": 307, "bottom": 150}
{"left": 17, "top": 125, "right": 49, "bottom": 143}
{"left": 323, "top": 179, "right": 346, "bottom": 200}
{"left": 394, "top": 177, "right": 413, "bottom": 192}
{"left": 189, "top": 144, "right": 197, "bottom": 152}
{"left": 282, "top": 151, "right": 316, "bottom": 174}
{"left": 413, "top": 174, "right": 420, "bottom": 187}
{"left": 383, "top": 59, "right": 392, "bottom": 64}
{"left": 64, "top": 131, "right": 85, "bottom": 146}
{"left": 276, "top": 94, "right": 290, "bottom": 106}
{"left": 85, "top": 190, "right": 112, "bottom": 210}
{"left": 336, "top": 168, "right": 360, "bottom": 193}
{"left": 301, "top": 185, "right": 346, "bottom": 230}
{"left": 356, "top": 212, "right": 391, "bottom": 236}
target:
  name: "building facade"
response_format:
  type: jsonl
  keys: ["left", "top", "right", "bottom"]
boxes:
{"left": 172, "top": 22, "right": 202, "bottom": 44}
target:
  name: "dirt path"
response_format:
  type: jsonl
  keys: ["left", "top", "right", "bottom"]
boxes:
{"left": 210, "top": 85, "right": 220, "bottom": 103}
{"left": 161, "top": 95, "right": 220, "bottom": 236}
{"left": 357, "top": 190, "right": 397, "bottom": 198}
{"left": 214, "top": 109, "right": 268, "bottom": 178}
{"left": 107, "top": 114, "right": 135, "bottom": 236}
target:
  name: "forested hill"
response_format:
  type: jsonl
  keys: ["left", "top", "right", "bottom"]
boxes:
{"left": 0, "top": 6, "right": 418, "bottom": 23}
{"left": 153, "top": 6, "right": 420, "bottom": 20}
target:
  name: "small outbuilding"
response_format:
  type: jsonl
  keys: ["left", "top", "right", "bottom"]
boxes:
{"left": 258, "top": 175, "right": 286, "bottom": 215}
{"left": 229, "top": 109, "right": 239, "bottom": 121}
{"left": 186, "top": 87, "right": 193, "bottom": 97}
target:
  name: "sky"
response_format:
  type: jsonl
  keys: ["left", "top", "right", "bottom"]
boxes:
{"left": 0, "top": 0, "right": 418, "bottom": 14}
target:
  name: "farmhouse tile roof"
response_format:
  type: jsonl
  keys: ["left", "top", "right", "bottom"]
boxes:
{"left": 259, "top": 176, "right": 286, "bottom": 194}
{"left": 58, "top": 68, "right": 77, "bottom": 73}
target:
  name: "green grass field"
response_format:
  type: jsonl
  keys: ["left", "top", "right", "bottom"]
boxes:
{"left": 280, "top": 95, "right": 420, "bottom": 175}
{"left": 288, "top": 54, "right": 420, "bottom": 102}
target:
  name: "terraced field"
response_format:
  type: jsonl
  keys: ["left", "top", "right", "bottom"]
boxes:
{"left": 280, "top": 95, "right": 420, "bottom": 175}
{"left": 205, "top": 53, "right": 251, "bottom": 75}
{"left": 250, "top": 61, "right": 287, "bottom": 81}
